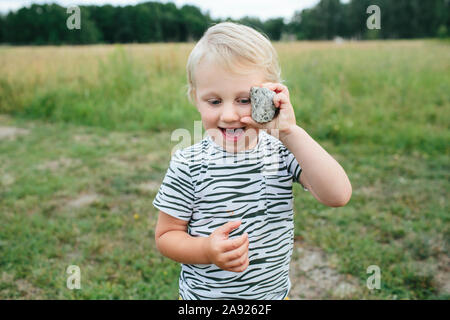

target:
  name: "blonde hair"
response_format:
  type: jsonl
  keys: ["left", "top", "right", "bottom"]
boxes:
{"left": 186, "top": 22, "right": 282, "bottom": 103}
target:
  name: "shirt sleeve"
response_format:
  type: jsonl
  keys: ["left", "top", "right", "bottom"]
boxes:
{"left": 282, "top": 145, "right": 308, "bottom": 191}
{"left": 152, "top": 150, "right": 194, "bottom": 221}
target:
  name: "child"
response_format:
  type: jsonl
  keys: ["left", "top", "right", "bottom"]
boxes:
{"left": 153, "top": 22, "right": 352, "bottom": 300}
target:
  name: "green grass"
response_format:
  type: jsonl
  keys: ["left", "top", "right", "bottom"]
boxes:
{"left": 0, "top": 40, "right": 449, "bottom": 299}
{"left": 0, "top": 119, "right": 179, "bottom": 299}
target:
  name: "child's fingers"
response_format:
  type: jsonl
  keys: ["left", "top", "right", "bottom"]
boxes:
{"left": 222, "top": 233, "right": 248, "bottom": 252}
{"left": 240, "top": 116, "right": 264, "bottom": 129}
{"left": 273, "top": 92, "right": 289, "bottom": 109}
{"left": 261, "top": 82, "right": 289, "bottom": 97}
{"left": 228, "top": 257, "right": 250, "bottom": 273}
{"left": 216, "top": 220, "right": 241, "bottom": 238}
{"left": 223, "top": 235, "right": 249, "bottom": 261}
{"left": 225, "top": 248, "right": 249, "bottom": 269}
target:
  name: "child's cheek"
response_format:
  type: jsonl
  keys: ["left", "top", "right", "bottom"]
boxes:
{"left": 199, "top": 106, "right": 220, "bottom": 127}
{"left": 207, "top": 110, "right": 221, "bottom": 124}
{"left": 239, "top": 105, "right": 252, "bottom": 118}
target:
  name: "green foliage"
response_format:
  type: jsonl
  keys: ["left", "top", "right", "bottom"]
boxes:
{"left": 0, "top": 2, "right": 214, "bottom": 45}
{"left": 1, "top": 0, "right": 449, "bottom": 45}
{"left": 288, "top": 0, "right": 450, "bottom": 40}
{"left": 437, "top": 25, "right": 448, "bottom": 38}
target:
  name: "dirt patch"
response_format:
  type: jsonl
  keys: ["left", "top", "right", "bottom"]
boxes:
{"left": 106, "top": 152, "right": 164, "bottom": 171}
{"left": 1, "top": 172, "right": 15, "bottom": 186}
{"left": 433, "top": 254, "right": 450, "bottom": 295}
{"left": 36, "top": 157, "right": 82, "bottom": 172}
{"left": 66, "top": 193, "right": 100, "bottom": 208}
{"left": 73, "top": 133, "right": 111, "bottom": 147}
{"left": 289, "top": 241, "right": 362, "bottom": 299}
{"left": 0, "top": 126, "right": 29, "bottom": 140}
{"left": 136, "top": 181, "right": 160, "bottom": 193}
{"left": 15, "top": 279, "right": 44, "bottom": 299}
{"left": 0, "top": 272, "right": 44, "bottom": 299}
{"left": 1, "top": 271, "right": 14, "bottom": 284}
{"left": 105, "top": 157, "right": 129, "bottom": 168}
{"left": 107, "top": 132, "right": 141, "bottom": 146}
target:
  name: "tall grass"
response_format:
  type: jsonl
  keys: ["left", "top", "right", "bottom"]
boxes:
{"left": 1, "top": 41, "right": 448, "bottom": 154}
{"left": 0, "top": 44, "right": 197, "bottom": 131}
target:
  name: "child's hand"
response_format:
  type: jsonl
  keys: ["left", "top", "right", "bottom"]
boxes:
{"left": 241, "top": 82, "right": 297, "bottom": 139}
{"left": 204, "top": 220, "right": 249, "bottom": 273}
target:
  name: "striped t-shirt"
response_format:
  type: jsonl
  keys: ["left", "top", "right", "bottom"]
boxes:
{"left": 153, "top": 130, "right": 306, "bottom": 300}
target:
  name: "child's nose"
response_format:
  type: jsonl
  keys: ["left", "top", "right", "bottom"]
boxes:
{"left": 221, "top": 103, "right": 240, "bottom": 123}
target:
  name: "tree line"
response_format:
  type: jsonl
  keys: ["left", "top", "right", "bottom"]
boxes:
{"left": 0, "top": 0, "right": 448, "bottom": 45}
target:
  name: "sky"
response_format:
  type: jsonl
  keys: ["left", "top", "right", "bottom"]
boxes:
{"left": 0, "top": 0, "right": 322, "bottom": 21}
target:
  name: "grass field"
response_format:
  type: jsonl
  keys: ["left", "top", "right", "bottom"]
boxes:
{"left": 0, "top": 40, "right": 449, "bottom": 299}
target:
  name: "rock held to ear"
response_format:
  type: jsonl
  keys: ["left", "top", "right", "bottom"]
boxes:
{"left": 250, "top": 87, "right": 277, "bottom": 123}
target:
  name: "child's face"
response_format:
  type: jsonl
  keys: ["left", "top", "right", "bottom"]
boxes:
{"left": 194, "top": 58, "right": 265, "bottom": 153}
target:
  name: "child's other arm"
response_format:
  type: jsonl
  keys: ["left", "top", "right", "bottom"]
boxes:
{"left": 155, "top": 211, "right": 249, "bottom": 272}
{"left": 155, "top": 211, "right": 209, "bottom": 264}
{"left": 281, "top": 126, "right": 352, "bottom": 207}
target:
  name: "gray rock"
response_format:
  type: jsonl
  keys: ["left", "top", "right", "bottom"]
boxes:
{"left": 250, "top": 87, "right": 277, "bottom": 123}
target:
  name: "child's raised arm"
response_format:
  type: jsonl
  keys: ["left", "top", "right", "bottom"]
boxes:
{"left": 155, "top": 211, "right": 249, "bottom": 272}
{"left": 241, "top": 82, "right": 352, "bottom": 207}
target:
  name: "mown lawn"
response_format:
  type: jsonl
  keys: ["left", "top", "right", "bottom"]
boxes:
{"left": 0, "top": 40, "right": 449, "bottom": 299}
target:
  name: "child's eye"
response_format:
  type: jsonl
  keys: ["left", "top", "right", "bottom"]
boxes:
{"left": 238, "top": 98, "right": 250, "bottom": 104}
{"left": 208, "top": 99, "right": 221, "bottom": 106}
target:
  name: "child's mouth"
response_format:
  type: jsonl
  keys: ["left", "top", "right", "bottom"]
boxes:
{"left": 219, "top": 127, "right": 246, "bottom": 141}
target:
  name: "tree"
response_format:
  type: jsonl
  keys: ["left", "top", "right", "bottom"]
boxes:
{"left": 67, "top": 6, "right": 102, "bottom": 44}
{"left": 114, "top": 5, "right": 135, "bottom": 43}
{"left": 160, "top": 2, "right": 184, "bottom": 42}
{"left": 180, "top": 5, "right": 210, "bottom": 41}
{"left": 89, "top": 4, "right": 116, "bottom": 43}
{"left": 264, "top": 18, "right": 285, "bottom": 40}
{"left": 1, "top": 0, "right": 448, "bottom": 45}
{"left": 0, "top": 14, "right": 5, "bottom": 43}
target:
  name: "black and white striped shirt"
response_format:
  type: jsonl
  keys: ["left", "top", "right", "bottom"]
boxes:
{"left": 153, "top": 130, "right": 305, "bottom": 300}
